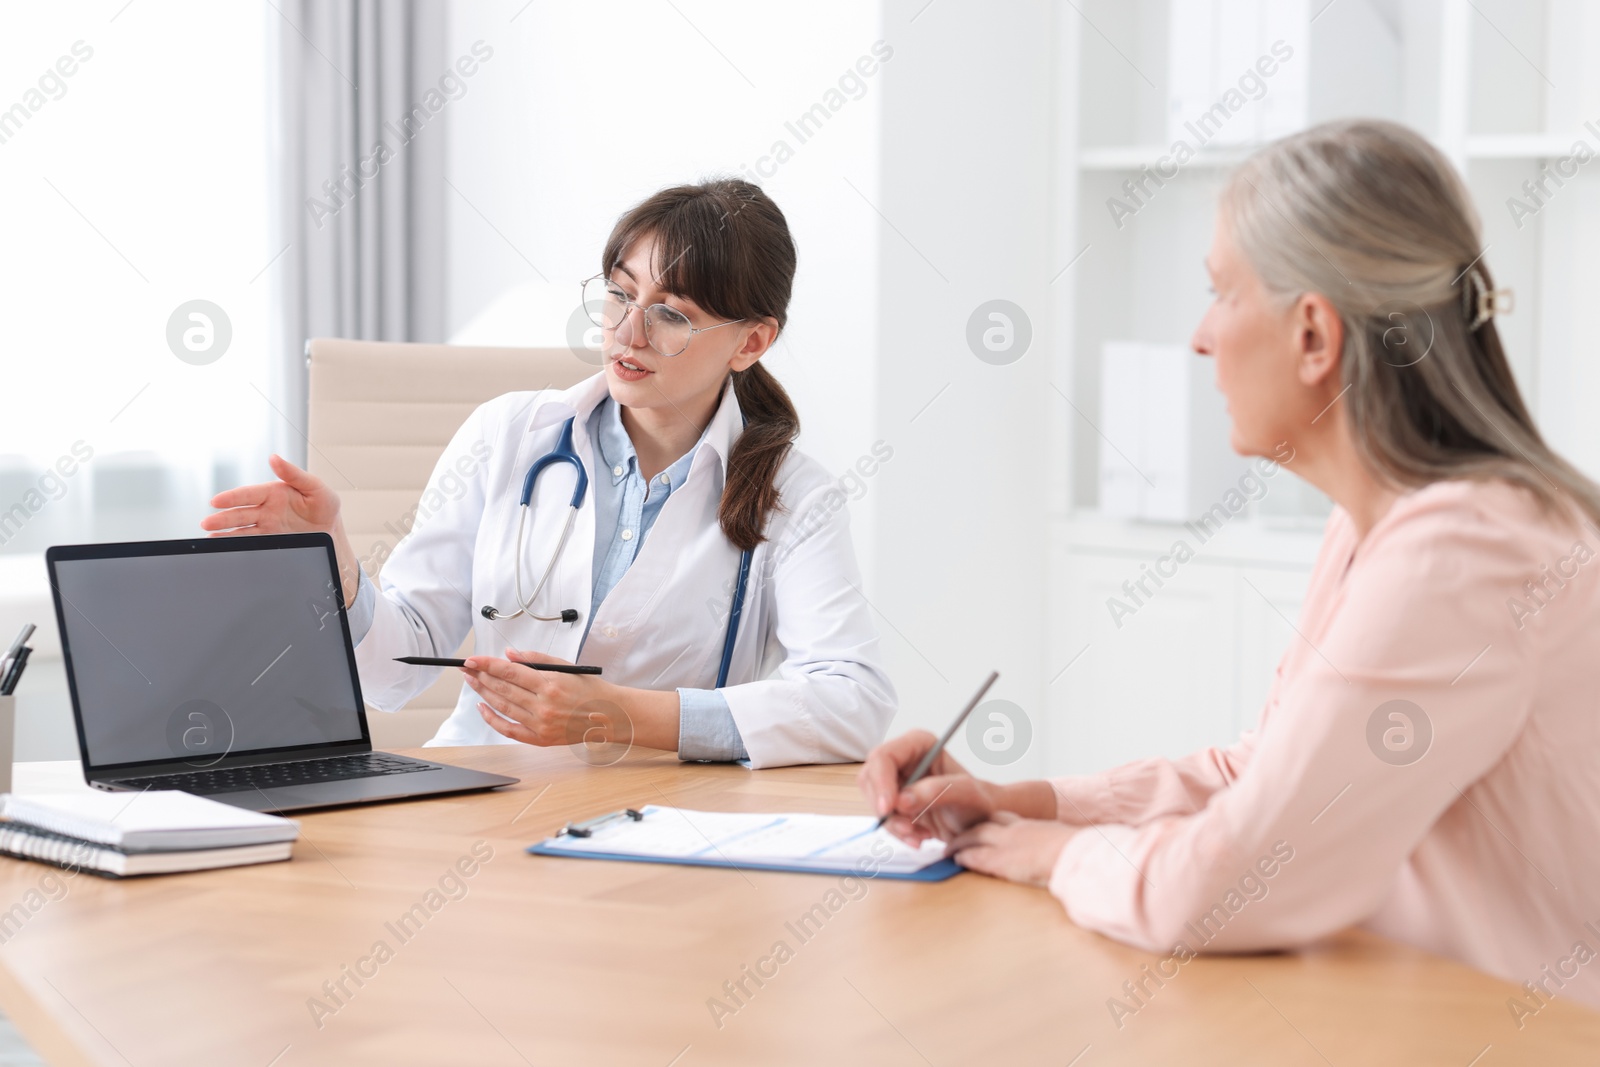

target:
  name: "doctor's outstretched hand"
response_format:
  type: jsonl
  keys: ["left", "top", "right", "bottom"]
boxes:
{"left": 460, "top": 649, "right": 681, "bottom": 754}
{"left": 201, "top": 454, "right": 363, "bottom": 608}
{"left": 859, "top": 730, "right": 1081, "bottom": 886}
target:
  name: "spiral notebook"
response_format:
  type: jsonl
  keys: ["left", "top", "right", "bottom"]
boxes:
{"left": 0, "top": 823, "right": 292, "bottom": 878}
{"left": 528, "top": 804, "right": 962, "bottom": 881}
{"left": 1, "top": 791, "right": 298, "bottom": 852}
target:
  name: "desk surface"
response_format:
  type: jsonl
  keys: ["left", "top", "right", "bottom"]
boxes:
{"left": 0, "top": 746, "right": 1595, "bottom": 1067}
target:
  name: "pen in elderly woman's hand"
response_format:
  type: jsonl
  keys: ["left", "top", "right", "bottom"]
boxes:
{"left": 874, "top": 670, "right": 998, "bottom": 830}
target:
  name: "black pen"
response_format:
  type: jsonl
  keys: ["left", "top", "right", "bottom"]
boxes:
{"left": 393, "top": 656, "right": 601, "bottom": 675}
{"left": 0, "top": 646, "right": 31, "bottom": 696}
{"left": 874, "top": 670, "right": 999, "bottom": 830}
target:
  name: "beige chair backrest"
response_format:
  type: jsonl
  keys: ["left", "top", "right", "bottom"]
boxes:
{"left": 306, "top": 338, "right": 595, "bottom": 747}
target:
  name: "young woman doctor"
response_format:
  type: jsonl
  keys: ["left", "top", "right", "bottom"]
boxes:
{"left": 863, "top": 120, "right": 1600, "bottom": 1007}
{"left": 203, "top": 179, "right": 896, "bottom": 768}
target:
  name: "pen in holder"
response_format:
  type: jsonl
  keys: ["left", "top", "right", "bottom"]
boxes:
{"left": 0, "top": 695, "right": 13, "bottom": 794}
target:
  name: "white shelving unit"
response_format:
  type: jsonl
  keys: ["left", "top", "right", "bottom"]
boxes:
{"left": 1047, "top": 0, "right": 1600, "bottom": 775}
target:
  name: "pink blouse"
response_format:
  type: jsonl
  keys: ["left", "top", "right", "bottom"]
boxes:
{"left": 1048, "top": 479, "right": 1600, "bottom": 1011}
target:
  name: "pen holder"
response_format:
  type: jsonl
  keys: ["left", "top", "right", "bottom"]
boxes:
{"left": 0, "top": 696, "right": 13, "bottom": 794}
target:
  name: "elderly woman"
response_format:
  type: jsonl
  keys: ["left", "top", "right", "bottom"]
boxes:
{"left": 862, "top": 119, "right": 1600, "bottom": 1011}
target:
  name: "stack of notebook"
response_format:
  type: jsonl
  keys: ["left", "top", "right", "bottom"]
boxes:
{"left": 0, "top": 791, "right": 299, "bottom": 877}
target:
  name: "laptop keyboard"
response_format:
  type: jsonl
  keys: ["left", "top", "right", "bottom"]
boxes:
{"left": 106, "top": 753, "right": 436, "bottom": 796}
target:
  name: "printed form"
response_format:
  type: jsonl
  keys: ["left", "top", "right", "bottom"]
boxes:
{"left": 542, "top": 805, "right": 948, "bottom": 874}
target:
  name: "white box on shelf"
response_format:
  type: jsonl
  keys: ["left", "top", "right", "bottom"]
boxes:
{"left": 1167, "top": 0, "right": 1220, "bottom": 146}
{"left": 1099, "top": 341, "right": 1149, "bottom": 519}
{"left": 1166, "top": 0, "right": 1308, "bottom": 148}
{"left": 1257, "top": 0, "right": 1309, "bottom": 141}
{"left": 1545, "top": 0, "right": 1600, "bottom": 136}
{"left": 1099, "top": 340, "right": 1249, "bottom": 523}
{"left": 1212, "top": 0, "right": 1265, "bottom": 146}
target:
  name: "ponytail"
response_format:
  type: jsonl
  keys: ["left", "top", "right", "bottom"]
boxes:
{"left": 723, "top": 363, "right": 800, "bottom": 550}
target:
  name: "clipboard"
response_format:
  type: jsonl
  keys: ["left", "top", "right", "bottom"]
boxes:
{"left": 527, "top": 805, "right": 963, "bottom": 882}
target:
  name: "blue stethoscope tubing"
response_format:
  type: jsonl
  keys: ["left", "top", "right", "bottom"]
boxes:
{"left": 486, "top": 417, "right": 751, "bottom": 688}
{"left": 520, "top": 416, "right": 590, "bottom": 508}
{"left": 491, "top": 418, "right": 588, "bottom": 625}
{"left": 717, "top": 545, "right": 753, "bottom": 689}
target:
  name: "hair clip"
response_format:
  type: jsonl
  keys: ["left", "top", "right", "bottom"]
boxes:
{"left": 1464, "top": 268, "right": 1513, "bottom": 330}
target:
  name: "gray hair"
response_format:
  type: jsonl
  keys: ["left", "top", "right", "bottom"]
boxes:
{"left": 1222, "top": 118, "right": 1600, "bottom": 530}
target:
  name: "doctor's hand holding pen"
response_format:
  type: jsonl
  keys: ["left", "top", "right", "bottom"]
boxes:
{"left": 456, "top": 648, "right": 682, "bottom": 753}
{"left": 859, "top": 730, "right": 1082, "bottom": 886}
{"left": 199, "top": 454, "right": 364, "bottom": 609}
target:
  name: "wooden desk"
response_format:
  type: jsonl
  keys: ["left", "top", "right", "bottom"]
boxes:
{"left": 0, "top": 746, "right": 1595, "bottom": 1066}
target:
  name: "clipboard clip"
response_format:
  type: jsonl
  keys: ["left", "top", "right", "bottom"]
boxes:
{"left": 558, "top": 807, "right": 645, "bottom": 838}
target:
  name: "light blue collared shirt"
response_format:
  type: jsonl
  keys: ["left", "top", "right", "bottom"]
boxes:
{"left": 346, "top": 396, "right": 747, "bottom": 761}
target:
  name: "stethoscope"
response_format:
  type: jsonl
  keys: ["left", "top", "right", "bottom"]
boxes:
{"left": 481, "top": 417, "right": 753, "bottom": 688}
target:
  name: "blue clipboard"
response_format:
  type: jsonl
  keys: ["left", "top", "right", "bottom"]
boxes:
{"left": 526, "top": 841, "right": 963, "bottom": 882}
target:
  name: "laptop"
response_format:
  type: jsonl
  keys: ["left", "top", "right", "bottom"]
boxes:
{"left": 46, "top": 532, "right": 517, "bottom": 813}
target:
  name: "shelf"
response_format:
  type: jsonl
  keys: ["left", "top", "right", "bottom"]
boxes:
{"left": 1084, "top": 132, "right": 1594, "bottom": 170}
{"left": 1064, "top": 0, "right": 1600, "bottom": 521}
{"left": 1464, "top": 133, "right": 1593, "bottom": 160}
{"left": 1077, "top": 144, "right": 1258, "bottom": 170}
{"left": 1055, "top": 510, "right": 1325, "bottom": 569}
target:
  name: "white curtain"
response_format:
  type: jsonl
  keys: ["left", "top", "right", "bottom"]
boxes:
{"left": 265, "top": 0, "right": 448, "bottom": 467}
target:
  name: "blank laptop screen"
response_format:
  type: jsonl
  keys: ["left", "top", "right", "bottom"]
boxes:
{"left": 52, "top": 542, "right": 366, "bottom": 769}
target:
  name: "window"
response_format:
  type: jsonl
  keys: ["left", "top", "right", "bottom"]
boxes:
{"left": 0, "top": 1, "right": 270, "bottom": 554}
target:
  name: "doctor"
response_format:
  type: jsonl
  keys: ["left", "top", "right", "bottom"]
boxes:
{"left": 203, "top": 178, "right": 896, "bottom": 768}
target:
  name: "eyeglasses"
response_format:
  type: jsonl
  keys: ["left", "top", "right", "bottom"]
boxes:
{"left": 581, "top": 274, "right": 744, "bottom": 358}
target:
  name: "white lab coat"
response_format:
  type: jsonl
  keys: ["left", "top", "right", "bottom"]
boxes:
{"left": 353, "top": 371, "right": 897, "bottom": 768}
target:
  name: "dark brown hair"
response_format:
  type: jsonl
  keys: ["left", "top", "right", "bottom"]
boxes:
{"left": 601, "top": 178, "right": 801, "bottom": 551}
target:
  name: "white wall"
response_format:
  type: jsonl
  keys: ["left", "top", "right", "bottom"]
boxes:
{"left": 866, "top": 1, "right": 1057, "bottom": 780}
